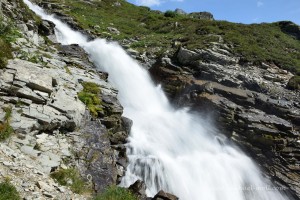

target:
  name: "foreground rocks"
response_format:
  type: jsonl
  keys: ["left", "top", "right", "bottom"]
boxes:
{"left": 150, "top": 43, "right": 300, "bottom": 199}
{"left": 129, "top": 180, "right": 179, "bottom": 200}
{"left": 0, "top": 0, "right": 130, "bottom": 198}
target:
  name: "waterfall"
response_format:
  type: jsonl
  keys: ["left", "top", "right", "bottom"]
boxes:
{"left": 23, "top": 1, "right": 288, "bottom": 199}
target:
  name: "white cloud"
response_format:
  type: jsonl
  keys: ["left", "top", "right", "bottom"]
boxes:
{"left": 135, "top": 0, "right": 161, "bottom": 6}
{"left": 257, "top": 1, "right": 264, "bottom": 7}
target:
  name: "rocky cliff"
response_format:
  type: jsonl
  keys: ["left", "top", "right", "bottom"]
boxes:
{"left": 0, "top": 0, "right": 299, "bottom": 199}
{"left": 0, "top": 0, "right": 132, "bottom": 199}
{"left": 150, "top": 44, "right": 300, "bottom": 199}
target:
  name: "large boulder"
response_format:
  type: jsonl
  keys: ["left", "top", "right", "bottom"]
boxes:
{"left": 188, "top": 12, "right": 214, "bottom": 20}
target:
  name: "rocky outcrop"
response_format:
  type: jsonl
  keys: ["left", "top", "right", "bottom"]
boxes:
{"left": 129, "top": 180, "right": 179, "bottom": 200}
{"left": 188, "top": 12, "right": 214, "bottom": 20}
{"left": 0, "top": 0, "right": 131, "bottom": 198}
{"left": 150, "top": 43, "right": 300, "bottom": 199}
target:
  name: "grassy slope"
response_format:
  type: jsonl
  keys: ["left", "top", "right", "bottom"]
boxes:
{"left": 40, "top": 0, "right": 300, "bottom": 74}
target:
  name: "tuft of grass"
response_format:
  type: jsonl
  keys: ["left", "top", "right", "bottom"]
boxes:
{"left": 50, "top": 168, "right": 88, "bottom": 194}
{"left": 0, "top": 107, "right": 14, "bottom": 141}
{"left": 78, "top": 82, "right": 103, "bottom": 117}
{"left": 64, "top": 66, "right": 72, "bottom": 75}
{"left": 0, "top": 180, "right": 21, "bottom": 200}
{"left": 94, "top": 185, "right": 138, "bottom": 200}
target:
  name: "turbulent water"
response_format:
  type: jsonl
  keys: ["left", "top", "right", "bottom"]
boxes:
{"left": 24, "top": 1, "right": 288, "bottom": 199}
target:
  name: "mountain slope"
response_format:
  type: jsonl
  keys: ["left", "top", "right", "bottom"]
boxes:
{"left": 34, "top": 0, "right": 300, "bottom": 75}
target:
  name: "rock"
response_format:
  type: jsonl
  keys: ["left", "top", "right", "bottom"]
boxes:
{"left": 122, "top": 117, "right": 133, "bottom": 134}
{"left": 7, "top": 59, "right": 53, "bottom": 94}
{"left": 109, "top": 131, "right": 128, "bottom": 144}
{"left": 177, "top": 47, "right": 199, "bottom": 65}
{"left": 50, "top": 88, "right": 85, "bottom": 128}
{"left": 174, "top": 8, "right": 186, "bottom": 15}
{"left": 128, "top": 180, "right": 147, "bottom": 199}
{"left": 36, "top": 181, "right": 52, "bottom": 191}
{"left": 107, "top": 27, "right": 120, "bottom": 35}
{"left": 153, "top": 190, "right": 179, "bottom": 200}
{"left": 127, "top": 48, "right": 140, "bottom": 56}
{"left": 188, "top": 11, "right": 214, "bottom": 20}
{"left": 38, "top": 20, "right": 55, "bottom": 36}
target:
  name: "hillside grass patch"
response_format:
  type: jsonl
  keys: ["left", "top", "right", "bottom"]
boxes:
{"left": 94, "top": 185, "right": 137, "bottom": 200}
{"left": 41, "top": 0, "right": 300, "bottom": 73}
{"left": 78, "top": 81, "right": 103, "bottom": 117}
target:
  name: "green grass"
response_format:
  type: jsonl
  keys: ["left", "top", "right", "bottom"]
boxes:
{"left": 78, "top": 82, "right": 103, "bottom": 117}
{"left": 50, "top": 168, "right": 88, "bottom": 194}
{"left": 0, "top": 19, "right": 15, "bottom": 69}
{"left": 94, "top": 185, "right": 137, "bottom": 200}
{"left": 0, "top": 180, "right": 21, "bottom": 200}
{"left": 0, "top": 107, "right": 14, "bottom": 141}
{"left": 39, "top": 0, "right": 300, "bottom": 74}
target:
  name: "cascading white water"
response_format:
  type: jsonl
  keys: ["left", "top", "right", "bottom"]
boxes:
{"left": 24, "top": 1, "right": 289, "bottom": 199}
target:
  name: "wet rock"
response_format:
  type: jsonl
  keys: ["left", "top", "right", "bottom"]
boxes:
{"left": 128, "top": 180, "right": 147, "bottom": 199}
{"left": 38, "top": 20, "right": 55, "bottom": 36}
{"left": 153, "top": 190, "right": 179, "bottom": 200}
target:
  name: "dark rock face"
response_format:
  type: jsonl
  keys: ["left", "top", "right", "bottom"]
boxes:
{"left": 129, "top": 180, "right": 147, "bottom": 199}
{"left": 38, "top": 20, "right": 55, "bottom": 36}
{"left": 150, "top": 44, "right": 300, "bottom": 199}
{"left": 153, "top": 190, "right": 179, "bottom": 200}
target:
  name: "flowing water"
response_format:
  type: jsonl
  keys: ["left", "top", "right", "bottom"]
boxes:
{"left": 23, "top": 1, "right": 288, "bottom": 199}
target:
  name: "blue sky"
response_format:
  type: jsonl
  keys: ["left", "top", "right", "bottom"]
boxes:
{"left": 127, "top": 0, "right": 300, "bottom": 25}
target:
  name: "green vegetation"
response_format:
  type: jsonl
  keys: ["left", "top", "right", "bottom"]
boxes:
{"left": 39, "top": 0, "right": 300, "bottom": 74}
{"left": 0, "top": 180, "right": 21, "bottom": 200}
{"left": 0, "top": 18, "right": 19, "bottom": 69}
{"left": 94, "top": 185, "right": 137, "bottom": 200}
{"left": 78, "top": 82, "right": 103, "bottom": 117}
{"left": 164, "top": 10, "right": 178, "bottom": 18}
{"left": 0, "top": 107, "right": 14, "bottom": 141}
{"left": 50, "top": 168, "right": 88, "bottom": 194}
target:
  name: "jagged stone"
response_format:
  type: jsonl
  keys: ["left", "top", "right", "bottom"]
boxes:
{"left": 153, "top": 190, "right": 179, "bottom": 200}
{"left": 38, "top": 20, "right": 55, "bottom": 36}
{"left": 128, "top": 180, "right": 147, "bottom": 199}
{"left": 7, "top": 59, "right": 53, "bottom": 93}
{"left": 50, "top": 88, "right": 85, "bottom": 127}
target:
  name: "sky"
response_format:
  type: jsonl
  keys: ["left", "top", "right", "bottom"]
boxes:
{"left": 127, "top": 0, "right": 300, "bottom": 25}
